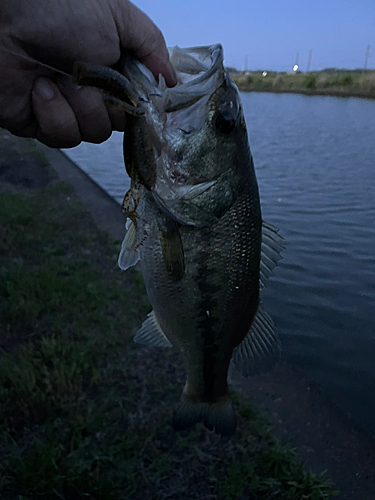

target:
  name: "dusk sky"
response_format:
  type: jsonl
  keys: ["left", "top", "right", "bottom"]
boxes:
{"left": 135, "top": 0, "right": 375, "bottom": 72}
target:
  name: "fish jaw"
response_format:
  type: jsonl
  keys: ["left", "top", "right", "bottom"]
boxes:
{"left": 149, "top": 80, "right": 251, "bottom": 228}
{"left": 121, "top": 44, "right": 247, "bottom": 227}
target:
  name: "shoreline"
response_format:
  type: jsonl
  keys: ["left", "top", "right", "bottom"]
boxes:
{"left": 232, "top": 70, "right": 375, "bottom": 100}
{"left": 52, "top": 147, "right": 375, "bottom": 499}
{"left": 1, "top": 130, "right": 374, "bottom": 498}
{"left": 0, "top": 133, "right": 338, "bottom": 499}
{"left": 235, "top": 86, "right": 375, "bottom": 100}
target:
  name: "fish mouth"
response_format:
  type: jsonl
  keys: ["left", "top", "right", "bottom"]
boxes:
{"left": 169, "top": 44, "right": 224, "bottom": 83}
{"left": 121, "top": 44, "right": 226, "bottom": 114}
{"left": 120, "top": 45, "right": 241, "bottom": 227}
{"left": 162, "top": 44, "right": 225, "bottom": 113}
{"left": 161, "top": 45, "right": 237, "bottom": 140}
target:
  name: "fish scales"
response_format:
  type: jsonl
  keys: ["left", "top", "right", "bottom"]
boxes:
{"left": 120, "top": 45, "right": 283, "bottom": 436}
{"left": 138, "top": 163, "right": 263, "bottom": 433}
{"left": 73, "top": 44, "right": 284, "bottom": 435}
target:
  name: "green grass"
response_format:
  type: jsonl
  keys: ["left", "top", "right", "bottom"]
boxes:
{"left": 0, "top": 130, "right": 338, "bottom": 499}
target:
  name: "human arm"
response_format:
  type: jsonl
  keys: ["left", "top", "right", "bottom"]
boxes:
{"left": 0, "top": 0, "right": 176, "bottom": 147}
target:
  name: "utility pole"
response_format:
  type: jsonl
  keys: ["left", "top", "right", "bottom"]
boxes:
{"left": 244, "top": 55, "right": 248, "bottom": 72}
{"left": 364, "top": 45, "right": 370, "bottom": 70}
{"left": 292, "top": 52, "right": 300, "bottom": 72}
{"left": 306, "top": 49, "right": 313, "bottom": 72}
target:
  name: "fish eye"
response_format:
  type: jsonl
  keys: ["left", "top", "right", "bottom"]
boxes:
{"left": 213, "top": 110, "right": 237, "bottom": 135}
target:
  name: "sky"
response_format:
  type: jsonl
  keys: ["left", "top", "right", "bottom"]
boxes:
{"left": 134, "top": 0, "right": 375, "bottom": 72}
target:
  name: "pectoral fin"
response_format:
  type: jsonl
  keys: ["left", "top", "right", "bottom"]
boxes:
{"left": 134, "top": 311, "right": 172, "bottom": 348}
{"left": 118, "top": 220, "right": 143, "bottom": 271}
{"left": 160, "top": 225, "right": 185, "bottom": 282}
{"left": 231, "top": 306, "right": 281, "bottom": 377}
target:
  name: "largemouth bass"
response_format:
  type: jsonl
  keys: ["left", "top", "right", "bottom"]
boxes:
{"left": 74, "top": 44, "right": 283, "bottom": 436}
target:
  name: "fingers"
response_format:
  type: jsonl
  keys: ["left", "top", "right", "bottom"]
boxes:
{"left": 104, "top": 100, "right": 127, "bottom": 132}
{"left": 57, "top": 76, "right": 113, "bottom": 142}
{"left": 32, "top": 76, "right": 117, "bottom": 148}
{"left": 32, "top": 78, "right": 81, "bottom": 148}
{"left": 136, "top": 28, "right": 177, "bottom": 88}
{"left": 1, "top": 0, "right": 175, "bottom": 147}
{"left": 114, "top": 0, "right": 177, "bottom": 87}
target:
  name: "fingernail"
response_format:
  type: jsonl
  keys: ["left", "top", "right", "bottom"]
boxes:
{"left": 165, "top": 61, "right": 177, "bottom": 87}
{"left": 35, "top": 78, "right": 55, "bottom": 100}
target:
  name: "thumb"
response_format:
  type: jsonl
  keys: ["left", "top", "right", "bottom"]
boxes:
{"left": 113, "top": 0, "right": 177, "bottom": 87}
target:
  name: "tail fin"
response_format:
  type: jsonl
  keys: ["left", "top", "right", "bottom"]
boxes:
{"left": 172, "top": 393, "right": 236, "bottom": 436}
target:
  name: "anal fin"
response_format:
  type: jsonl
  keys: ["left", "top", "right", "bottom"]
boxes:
{"left": 134, "top": 311, "right": 172, "bottom": 348}
{"left": 231, "top": 306, "right": 281, "bottom": 377}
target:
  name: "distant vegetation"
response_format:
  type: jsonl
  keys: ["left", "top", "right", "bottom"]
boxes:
{"left": 231, "top": 69, "right": 375, "bottom": 99}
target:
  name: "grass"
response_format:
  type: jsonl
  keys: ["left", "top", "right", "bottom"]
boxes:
{"left": 232, "top": 69, "right": 375, "bottom": 98}
{"left": 0, "top": 129, "right": 338, "bottom": 499}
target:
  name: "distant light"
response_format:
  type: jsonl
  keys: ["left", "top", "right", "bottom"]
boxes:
{"left": 293, "top": 64, "right": 299, "bottom": 72}
{"left": 262, "top": 71, "right": 268, "bottom": 77}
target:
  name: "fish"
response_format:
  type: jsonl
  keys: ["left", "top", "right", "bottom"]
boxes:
{"left": 73, "top": 45, "right": 285, "bottom": 436}
{"left": 1, "top": 45, "right": 283, "bottom": 435}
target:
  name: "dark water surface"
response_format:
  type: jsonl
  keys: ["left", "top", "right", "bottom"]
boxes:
{"left": 63, "top": 92, "right": 375, "bottom": 436}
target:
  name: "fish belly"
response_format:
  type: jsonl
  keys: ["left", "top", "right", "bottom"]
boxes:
{"left": 140, "top": 185, "right": 262, "bottom": 402}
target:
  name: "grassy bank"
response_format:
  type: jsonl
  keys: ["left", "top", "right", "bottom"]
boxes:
{"left": 0, "top": 129, "right": 338, "bottom": 499}
{"left": 232, "top": 69, "right": 375, "bottom": 99}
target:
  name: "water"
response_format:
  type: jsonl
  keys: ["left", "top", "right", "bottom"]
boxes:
{"left": 63, "top": 134, "right": 128, "bottom": 204}
{"left": 63, "top": 92, "right": 375, "bottom": 436}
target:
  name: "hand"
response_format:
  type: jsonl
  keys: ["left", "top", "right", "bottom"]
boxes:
{"left": 0, "top": 0, "right": 176, "bottom": 148}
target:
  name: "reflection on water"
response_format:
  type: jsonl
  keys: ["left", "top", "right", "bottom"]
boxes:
{"left": 63, "top": 92, "right": 375, "bottom": 436}
{"left": 64, "top": 133, "right": 129, "bottom": 204}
